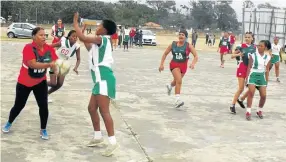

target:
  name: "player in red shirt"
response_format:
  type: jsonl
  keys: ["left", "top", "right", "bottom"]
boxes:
{"left": 2, "top": 27, "right": 58, "bottom": 140}
{"left": 218, "top": 32, "right": 231, "bottom": 68}
{"left": 159, "top": 30, "right": 198, "bottom": 108}
{"left": 51, "top": 18, "right": 65, "bottom": 43}
{"left": 111, "top": 30, "right": 118, "bottom": 51}
{"left": 229, "top": 31, "right": 236, "bottom": 53}
{"left": 129, "top": 27, "right": 136, "bottom": 47}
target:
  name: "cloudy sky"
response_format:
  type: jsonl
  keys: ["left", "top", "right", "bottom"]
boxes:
{"left": 105, "top": 0, "right": 285, "bottom": 21}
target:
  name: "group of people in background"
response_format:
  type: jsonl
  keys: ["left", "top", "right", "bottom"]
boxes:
{"left": 110, "top": 25, "right": 144, "bottom": 51}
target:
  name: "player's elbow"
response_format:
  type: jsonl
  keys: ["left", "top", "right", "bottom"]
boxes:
{"left": 27, "top": 60, "right": 37, "bottom": 69}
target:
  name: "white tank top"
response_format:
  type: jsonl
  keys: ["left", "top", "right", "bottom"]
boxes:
{"left": 271, "top": 43, "right": 281, "bottom": 55}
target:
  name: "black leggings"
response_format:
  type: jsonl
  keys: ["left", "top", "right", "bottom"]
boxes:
{"left": 8, "top": 80, "right": 48, "bottom": 129}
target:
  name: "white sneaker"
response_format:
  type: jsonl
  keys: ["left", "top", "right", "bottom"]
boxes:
{"left": 48, "top": 98, "right": 53, "bottom": 103}
{"left": 87, "top": 138, "right": 105, "bottom": 147}
{"left": 101, "top": 143, "right": 120, "bottom": 157}
{"left": 175, "top": 100, "right": 184, "bottom": 108}
{"left": 166, "top": 84, "right": 172, "bottom": 96}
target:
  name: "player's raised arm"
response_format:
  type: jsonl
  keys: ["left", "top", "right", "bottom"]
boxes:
{"left": 80, "top": 24, "right": 92, "bottom": 51}
{"left": 73, "top": 12, "right": 102, "bottom": 45}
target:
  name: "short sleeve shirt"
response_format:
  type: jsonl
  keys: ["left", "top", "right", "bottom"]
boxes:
{"left": 52, "top": 25, "right": 65, "bottom": 37}
{"left": 18, "top": 42, "right": 58, "bottom": 87}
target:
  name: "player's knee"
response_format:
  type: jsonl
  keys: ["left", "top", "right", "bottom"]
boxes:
{"left": 88, "top": 105, "right": 96, "bottom": 113}
{"left": 175, "top": 78, "right": 182, "bottom": 85}
{"left": 238, "top": 87, "right": 244, "bottom": 93}
{"left": 248, "top": 91, "right": 255, "bottom": 97}
{"left": 260, "top": 94, "right": 266, "bottom": 100}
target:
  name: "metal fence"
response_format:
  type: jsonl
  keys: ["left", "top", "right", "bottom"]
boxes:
{"left": 242, "top": 8, "right": 286, "bottom": 46}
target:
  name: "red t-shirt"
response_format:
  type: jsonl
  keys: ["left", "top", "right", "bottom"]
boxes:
{"left": 129, "top": 29, "right": 136, "bottom": 37}
{"left": 230, "top": 35, "right": 236, "bottom": 44}
{"left": 18, "top": 42, "right": 58, "bottom": 87}
{"left": 111, "top": 33, "right": 118, "bottom": 39}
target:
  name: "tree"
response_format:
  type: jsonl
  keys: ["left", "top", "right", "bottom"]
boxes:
{"left": 189, "top": 1, "right": 216, "bottom": 29}
{"left": 215, "top": 2, "right": 238, "bottom": 31}
{"left": 243, "top": 0, "right": 255, "bottom": 8}
{"left": 146, "top": 0, "right": 176, "bottom": 25}
{"left": 257, "top": 2, "right": 280, "bottom": 9}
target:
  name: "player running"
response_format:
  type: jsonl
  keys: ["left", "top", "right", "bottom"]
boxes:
{"left": 245, "top": 40, "right": 271, "bottom": 120}
{"left": 73, "top": 12, "right": 118, "bottom": 157}
{"left": 230, "top": 32, "right": 256, "bottom": 113}
{"left": 47, "top": 30, "right": 81, "bottom": 102}
{"left": 218, "top": 32, "right": 231, "bottom": 68}
{"left": 51, "top": 18, "right": 65, "bottom": 43}
{"left": 270, "top": 37, "right": 282, "bottom": 82}
{"left": 159, "top": 30, "right": 198, "bottom": 108}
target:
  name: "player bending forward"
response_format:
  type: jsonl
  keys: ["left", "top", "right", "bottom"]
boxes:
{"left": 73, "top": 12, "right": 118, "bottom": 157}
{"left": 48, "top": 30, "right": 81, "bottom": 102}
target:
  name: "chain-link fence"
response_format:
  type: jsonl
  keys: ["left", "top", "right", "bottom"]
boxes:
{"left": 242, "top": 8, "right": 286, "bottom": 45}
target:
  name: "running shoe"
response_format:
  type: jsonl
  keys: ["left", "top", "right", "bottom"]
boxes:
{"left": 237, "top": 99, "right": 246, "bottom": 108}
{"left": 87, "top": 138, "right": 104, "bottom": 147}
{"left": 2, "top": 122, "right": 12, "bottom": 133}
{"left": 166, "top": 84, "right": 172, "bottom": 96}
{"left": 101, "top": 143, "right": 120, "bottom": 157}
{"left": 175, "top": 100, "right": 184, "bottom": 108}
{"left": 256, "top": 111, "right": 263, "bottom": 119}
{"left": 48, "top": 97, "right": 53, "bottom": 103}
{"left": 277, "top": 78, "right": 281, "bottom": 82}
{"left": 246, "top": 112, "right": 251, "bottom": 121}
{"left": 230, "top": 105, "right": 236, "bottom": 114}
{"left": 40, "top": 129, "right": 49, "bottom": 140}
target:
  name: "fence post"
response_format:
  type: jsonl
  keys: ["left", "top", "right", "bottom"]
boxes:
{"left": 269, "top": 9, "right": 274, "bottom": 40}
{"left": 283, "top": 10, "right": 286, "bottom": 46}
{"left": 253, "top": 8, "right": 257, "bottom": 39}
{"left": 242, "top": 7, "right": 245, "bottom": 44}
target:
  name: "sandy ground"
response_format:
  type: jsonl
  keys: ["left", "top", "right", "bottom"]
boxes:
{"left": 1, "top": 39, "right": 286, "bottom": 162}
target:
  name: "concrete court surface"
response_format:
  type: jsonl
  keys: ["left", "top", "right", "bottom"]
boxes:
{"left": 1, "top": 42, "right": 286, "bottom": 162}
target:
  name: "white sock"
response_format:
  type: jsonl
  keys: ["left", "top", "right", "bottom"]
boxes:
{"left": 246, "top": 108, "right": 251, "bottom": 113}
{"left": 94, "top": 131, "right": 102, "bottom": 139}
{"left": 257, "top": 107, "right": 263, "bottom": 112}
{"left": 175, "top": 94, "right": 180, "bottom": 102}
{"left": 108, "top": 136, "right": 117, "bottom": 145}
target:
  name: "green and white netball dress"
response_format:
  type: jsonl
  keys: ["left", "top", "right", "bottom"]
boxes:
{"left": 89, "top": 36, "right": 115, "bottom": 99}
{"left": 247, "top": 51, "right": 271, "bottom": 86}
{"left": 55, "top": 37, "right": 80, "bottom": 75}
{"left": 271, "top": 43, "right": 281, "bottom": 64}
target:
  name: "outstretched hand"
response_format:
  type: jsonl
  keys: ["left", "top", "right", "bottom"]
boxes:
{"left": 73, "top": 12, "right": 79, "bottom": 27}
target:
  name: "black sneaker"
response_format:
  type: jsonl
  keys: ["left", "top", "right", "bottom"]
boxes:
{"left": 230, "top": 105, "right": 236, "bottom": 114}
{"left": 237, "top": 99, "right": 245, "bottom": 109}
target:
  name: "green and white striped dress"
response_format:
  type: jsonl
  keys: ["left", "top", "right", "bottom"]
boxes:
{"left": 89, "top": 36, "right": 116, "bottom": 99}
